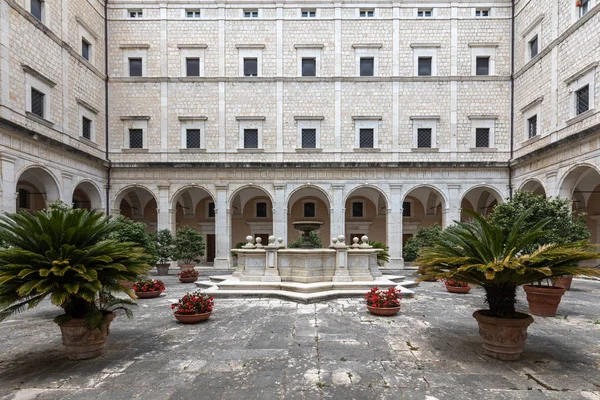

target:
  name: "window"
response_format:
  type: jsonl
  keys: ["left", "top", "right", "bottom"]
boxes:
{"left": 82, "top": 39, "right": 90, "bottom": 61}
{"left": 18, "top": 189, "right": 29, "bottom": 209}
{"left": 208, "top": 202, "right": 215, "bottom": 218}
{"left": 186, "top": 129, "right": 201, "bottom": 148}
{"left": 359, "top": 128, "right": 374, "bottom": 148}
{"left": 301, "top": 58, "right": 316, "bottom": 77}
{"left": 128, "top": 10, "right": 143, "bottom": 18}
{"left": 475, "top": 128, "right": 490, "bottom": 148}
{"left": 186, "top": 10, "right": 200, "bottom": 18}
{"left": 304, "top": 202, "right": 316, "bottom": 218}
{"left": 529, "top": 36, "right": 538, "bottom": 59}
{"left": 31, "top": 0, "right": 42, "bottom": 21}
{"left": 418, "top": 57, "right": 432, "bottom": 76}
{"left": 475, "top": 8, "right": 490, "bottom": 17}
{"left": 129, "top": 58, "right": 142, "bottom": 77}
{"left": 360, "top": 57, "right": 374, "bottom": 76}
{"left": 31, "top": 88, "right": 45, "bottom": 118}
{"left": 527, "top": 115, "right": 537, "bottom": 139}
{"left": 575, "top": 85, "right": 590, "bottom": 115}
{"left": 301, "top": 129, "right": 316, "bottom": 148}
{"left": 256, "top": 202, "right": 267, "bottom": 218}
{"left": 352, "top": 202, "right": 364, "bottom": 218}
{"left": 244, "top": 58, "right": 258, "bottom": 77}
{"left": 129, "top": 129, "right": 143, "bottom": 148}
{"left": 244, "top": 10, "right": 259, "bottom": 18}
{"left": 244, "top": 129, "right": 258, "bottom": 148}
{"left": 476, "top": 57, "right": 490, "bottom": 76}
{"left": 82, "top": 116, "right": 92, "bottom": 140}
{"left": 402, "top": 202, "right": 411, "bottom": 217}
{"left": 417, "top": 9, "right": 432, "bottom": 17}
{"left": 579, "top": 0, "right": 590, "bottom": 18}
{"left": 359, "top": 9, "right": 374, "bottom": 17}
{"left": 186, "top": 58, "right": 200, "bottom": 77}
{"left": 417, "top": 128, "right": 432, "bottom": 148}
{"left": 302, "top": 9, "right": 316, "bottom": 18}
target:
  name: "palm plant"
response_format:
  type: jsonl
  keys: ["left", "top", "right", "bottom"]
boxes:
{"left": 0, "top": 208, "right": 152, "bottom": 327}
{"left": 367, "top": 240, "right": 390, "bottom": 266}
{"left": 418, "top": 209, "right": 600, "bottom": 318}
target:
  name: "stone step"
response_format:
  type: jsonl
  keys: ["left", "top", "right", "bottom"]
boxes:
{"left": 196, "top": 280, "right": 218, "bottom": 289}
{"left": 209, "top": 275, "right": 233, "bottom": 283}
{"left": 399, "top": 280, "right": 419, "bottom": 289}
{"left": 215, "top": 281, "right": 396, "bottom": 294}
{"left": 381, "top": 275, "right": 406, "bottom": 283}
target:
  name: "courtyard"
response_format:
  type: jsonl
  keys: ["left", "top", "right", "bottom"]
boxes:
{"left": 1, "top": 274, "right": 598, "bottom": 400}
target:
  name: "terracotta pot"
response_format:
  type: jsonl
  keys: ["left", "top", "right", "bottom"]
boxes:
{"left": 523, "top": 285, "right": 566, "bottom": 317}
{"left": 55, "top": 312, "right": 116, "bottom": 360}
{"left": 135, "top": 291, "right": 162, "bottom": 299}
{"left": 156, "top": 263, "right": 170, "bottom": 276}
{"left": 180, "top": 263, "right": 196, "bottom": 271}
{"left": 174, "top": 312, "right": 211, "bottom": 323}
{"left": 367, "top": 305, "right": 401, "bottom": 316}
{"left": 446, "top": 284, "right": 472, "bottom": 294}
{"left": 553, "top": 276, "right": 573, "bottom": 291}
{"left": 179, "top": 276, "right": 198, "bottom": 283}
{"left": 119, "top": 280, "right": 133, "bottom": 290}
{"left": 472, "top": 310, "right": 534, "bottom": 361}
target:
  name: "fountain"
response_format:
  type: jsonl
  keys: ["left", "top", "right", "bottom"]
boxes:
{"left": 291, "top": 221, "right": 324, "bottom": 248}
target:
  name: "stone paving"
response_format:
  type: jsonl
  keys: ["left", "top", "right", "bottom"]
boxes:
{"left": 0, "top": 275, "right": 599, "bottom": 400}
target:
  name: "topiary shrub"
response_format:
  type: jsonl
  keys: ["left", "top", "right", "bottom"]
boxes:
{"left": 288, "top": 231, "right": 322, "bottom": 248}
{"left": 403, "top": 224, "right": 443, "bottom": 262}
{"left": 110, "top": 215, "right": 158, "bottom": 265}
{"left": 174, "top": 226, "right": 205, "bottom": 265}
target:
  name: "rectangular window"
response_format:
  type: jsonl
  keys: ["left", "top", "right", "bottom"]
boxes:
{"left": 18, "top": 189, "right": 29, "bottom": 209}
{"left": 31, "top": 0, "right": 42, "bottom": 21}
{"left": 476, "top": 57, "right": 490, "bottom": 76}
{"left": 417, "top": 128, "right": 432, "bottom": 148}
{"left": 304, "top": 202, "right": 316, "bottom": 218}
{"left": 244, "top": 129, "right": 258, "bottom": 148}
{"left": 129, "top": 58, "right": 142, "bottom": 77}
{"left": 82, "top": 39, "right": 90, "bottom": 61}
{"left": 186, "top": 58, "right": 200, "bottom": 77}
{"left": 31, "top": 88, "right": 45, "bottom": 118}
{"left": 527, "top": 115, "right": 537, "bottom": 139}
{"left": 256, "top": 202, "right": 267, "bottom": 218}
{"left": 475, "top": 128, "right": 490, "bottom": 148}
{"left": 129, "top": 10, "right": 143, "bottom": 18}
{"left": 244, "top": 10, "right": 259, "bottom": 18}
{"left": 402, "top": 202, "right": 411, "bottom": 217}
{"left": 244, "top": 58, "right": 258, "bottom": 77}
{"left": 82, "top": 116, "right": 92, "bottom": 140}
{"left": 359, "top": 9, "right": 374, "bottom": 17}
{"left": 302, "top": 9, "right": 316, "bottom": 18}
{"left": 129, "top": 129, "right": 143, "bottom": 148}
{"left": 475, "top": 9, "right": 490, "bottom": 17}
{"left": 301, "top": 128, "right": 316, "bottom": 148}
{"left": 352, "top": 202, "right": 364, "bottom": 218}
{"left": 208, "top": 202, "right": 215, "bottom": 218}
{"left": 360, "top": 57, "right": 374, "bottom": 76}
{"left": 186, "top": 129, "right": 201, "bottom": 148}
{"left": 417, "top": 9, "right": 432, "bottom": 17}
{"left": 301, "top": 58, "right": 316, "bottom": 77}
{"left": 418, "top": 57, "right": 432, "bottom": 76}
{"left": 580, "top": 0, "right": 590, "bottom": 18}
{"left": 359, "top": 128, "right": 374, "bottom": 148}
{"left": 186, "top": 10, "right": 200, "bottom": 18}
{"left": 529, "top": 36, "right": 538, "bottom": 59}
{"left": 575, "top": 85, "right": 590, "bottom": 115}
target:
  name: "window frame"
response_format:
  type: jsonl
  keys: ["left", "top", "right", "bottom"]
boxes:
{"left": 301, "top": 9, "right": 317, "bottom": 18}
{"left": 207, "top": 201, "right": 215, "bottom": 219}
{"left": 529, "top": 35, "right": 539, "bottom": 59}
{"left": 353, "top": 118, "right": 380, "bottom": 149}
{"left": 238, "top": 47, "right": 263, "bottom": 78}
{"left": 81, "top": 116, "right": 92, "bottom": 140}
{"left": 469, "top": 117, "right": 496, "bottom": 149}
{"left": 128, "top": 9, "right": 143, "bottom": 18}
{"left": 359, "top": 9, "right": 375, "bottom": 18}
{"left": 351, "top": 200, "right": 366, "bottom": 218}
{"left": 30, "top": 87, "right": 45, "bottom": 119}
{"left": 122, "top": 119, "right": 148, "bottom": 150}
{"left": 123, "top": 48, "right": 147, "bottom": 77}
{"left": 179, "top": 118, "right": 206, "bottom": 149}
{"left": 237, "top": 118, "right": 264, "bottom": 150}
{"left": 567, "top": 65, "right": 596, "bottom": 120}
{"left": 128, "top": 128, "right": 144, "bottom": 149}
{"left": 402, "top": 201, "right": 413, "bottom": 218}
{"left": 417, "top": 8, "right": 433, "bottom": 17}
{"left": 413, "top": 47, "right": 438, "bottom": 76}
{"left": 243, "top": 9, "right": 259, "bottom": 18}
{"left": 255, "top": 201, "right": 269, "bottom": 219}
{"left": 301, "top": 58, "right": 317, "bottom": 77}
{"left": 30, "top": 0, "right": 44, "bottom": 22}
{"left": 474, "top": 8, "right": 490, "bottom": 17}
{"left": 411, "top": 118, "right": 438, "bottom": 149}
{"left": 128, "top": 58, "right": 143, "bottom": 77}
{"left": 186, "top": 57, "right": 201, "bottom": 77}
{"left": 303, "top": 201, "right": 317, "bottom": 219}
{"left": 185, "top": 9, "right": 201, "bottom": 18}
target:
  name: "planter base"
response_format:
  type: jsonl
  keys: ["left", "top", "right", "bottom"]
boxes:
{"left": 523, "top": 285, "right": 566, "bottom": 317}
{"left": 473, "top": 310, "right": 534, "bottom": 361}
{"left": 553, "top": 276, "right": 573, "bottom": 291}
{"left": 367, "top": 305, "right": 401, "bottom": 316}
{"left": 55, "top": 312, "right": 116, "bottom": 360}
{"left": 174, "top": 312, "right": 211, "bottom": 323}
{"left": 135, "top": 291, "right": 162, "bottom": 299}
{"left": 156, "top": 263, "right": 170, "bottom": 276}
{"left": 179, "top": 277, "right": 198, "bottom": 283}
{"left": 446, "top": 285, "right": 472, "bottom": 294}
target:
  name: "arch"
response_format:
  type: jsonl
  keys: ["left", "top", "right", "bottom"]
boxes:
{"left": 16, "top": 165, "right": 62, "bottom": 211}
{"left": 113, "top": 184, "right": 158, "bottom": 211}
{"left": 170, "top": 184, "right": 216, "bottom": 206}
{"left": 228, "top": 184, "right": 274, "bottom": 209}
{"left": 72, "top": 179, "right": 104, "bottom": 210}
{"left": 459, "top": 184, "right": 504, "bottom": 206}
{"left": 230, "top": 185, "right": 275, "bottom": 249}
{"left": 401, "top": 184, "right": 448, "bottom": 208}
{"left": 343, "top": 184, "right": 390, "bottom": 209}
{"left": 460, "top": 185, "right": 503, "bottom": 220}
{"left": 558, "top": 163, "right": 600, "bottom": 199}
{"left": 287, "top": 184, "right": 331, "bottom": 246}
{"left": 286, "top": 184, "right": 332, "bottom": 209}
{"left": 519, "top": 178, "right": 547, "bottom": 197}
{"left": 113, "top": 185, "right": 158, "bottom": 230}
{"left": 344, "top": 185, "right": 388, "bottom": 244}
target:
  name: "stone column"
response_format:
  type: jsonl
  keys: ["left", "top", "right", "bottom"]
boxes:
{"left": 387, "top": 183, "right": 404, "bottom": 270}
{"left": 213, "top": 183, "right": 230, "bottom": 269}
{"left": 546, "top": 171, "right": 559, "bottom": 198}
{"left": 157, "top": 185, "right": 171, "bottom": 231}
{"left": 263, "top": 236, "right": 282, "bottom": 282}
{"left": 330, "top": 183, "right": 345, "bottom": 242}
{"left": 444, "top": 184, "right": 461, "bottom": 228}
{"left": 332, "top": 237, "right": 351, "bottom": 282}
{"left": 1, "top": 154, "right": 17, "bottom": 213}
{"left": 273, "top": 183, "right": 287, "bottom": 244}
{"left": 62, "top": 172, "right": 73, "bottom": 206}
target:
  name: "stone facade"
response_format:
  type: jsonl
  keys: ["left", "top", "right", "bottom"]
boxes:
{"left": 0, "top": 0, "right": 598, "bottom": 269}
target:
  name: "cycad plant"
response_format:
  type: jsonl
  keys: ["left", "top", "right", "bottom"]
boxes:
{"left": 367, "top": 240, "right": 390, "bottom": 266}
{"left": 0, "top": 208, "right": 151, "bottom": 327}
{"left": 418, "top": 210, "right": 600, "bottom": 318}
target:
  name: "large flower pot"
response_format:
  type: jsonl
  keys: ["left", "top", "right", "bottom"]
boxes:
{"left": 135, "top": 291, "right": 162, "bottom": 299}
{"left": 156, "top": 263, "right": 170, "bottom": 276}
{"left": 446, "top": 284, "right": 472, "bottom": 294}
{"left": 553, "top": 276, "right": 573, "bottom": 291}
{"left": 367, "top": 305, "right": 401, "bottom": 316}
{"left": 472, "top": 310, "right": 534, "bottom": 361}
{"left": 54, "top": 312, "right": 116, "bottom": 360}
{"left": 179, "top": 276, "right": 198, "bottom": 283}
{"left": 523, "top": 285, "right": 566, "bottom": 317}
{"left": 174, "top": 312, "right": 211, "bottom": 324}
{"left": 180, "top": 263, "right": 196, "bottom": 271}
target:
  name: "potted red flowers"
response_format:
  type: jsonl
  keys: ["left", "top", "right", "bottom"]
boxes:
{"left": 444, "top": 279, "right": 472, "bottom": 294}
{"left": 133, "top": 279, "right": 165, "bottom": 299}
{"left": 172, "top": 291, "right": 214, "bottom": 323}
{"left": 364, "top": 287, "right": 401, "bottom": 316}
{"left": 178, "top": 268, "right": 199, "bottom": 283}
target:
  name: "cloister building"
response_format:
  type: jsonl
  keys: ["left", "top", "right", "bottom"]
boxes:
{"left": 0, "top": 0, "right": 599, "bottom": 270}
